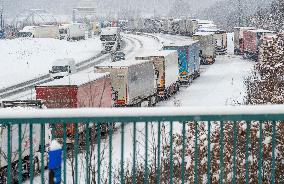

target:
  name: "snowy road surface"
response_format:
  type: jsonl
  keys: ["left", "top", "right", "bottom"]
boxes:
{"left": 158, "top": 55, "right": 254, "bottom": 107}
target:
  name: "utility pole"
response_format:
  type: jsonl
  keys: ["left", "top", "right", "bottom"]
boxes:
{"left": 238, "top": 0, "right": 242, "bottom": 26}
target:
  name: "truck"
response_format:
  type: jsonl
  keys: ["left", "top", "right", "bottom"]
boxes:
{"left": 135, "top": 50, "right": 179, "bottom": 99}
{"left": 163, "top": 40, "right": 200, "bottom": 85}
{"left": 243, "top": 29, "right": 275, "bottom": 61}
{"left": 49, "top": 58, "right": 76, "bottom": 79}
{"left": 100, "top": 27, "right": 121, "bottom": 53}
{"left": 35, "top": 72, "right": 113, "bottom": 141}
{"left": 161, "top": 19, "right": 173, "bottom": 34}
{"left": 193, "top": 32, "right": 216, "bottom": 65}
{"left": 198, "top": 28, "right": 227, "bottom": 55}
{"left": 185, "top": 19, "right": 198, "bottom": 36}
{"left": 0, "top": 100, "right": 51, "bottom": 183}
{"left": 234, "top": 27, "right": 255, "bottom": 55}
{"left": 59, "top": 23, "right": 86, "bottom": 40}
{"left": 18, "top": 25, "right": 59, "bottom": 39}
{"left": 95, "top": 60, "right": 157, "bottom": 107}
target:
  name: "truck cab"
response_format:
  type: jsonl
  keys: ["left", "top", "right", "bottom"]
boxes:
{"left": 100, "top": 27, "right": 121, "bottom": 53}
{"left": 49, "top": 58, "right": 76, "bottom": 79}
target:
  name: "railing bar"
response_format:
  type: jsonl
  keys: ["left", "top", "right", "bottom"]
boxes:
{"left": 29, "top": 123, "right": 34, "bottom": 184}
{"left": 232, "top": 121, "right": 237, "bottom": 184}
{"left": 75, "top": 123, "right": 79, "bottom": 184}
{"left": 207, "top": 121, "right": 211, "bottom": 183}
{"left": 156, "top": 121, "right": 161, "bottom": 184}
{"left": 144, "top": 122, "right": 149, "bottom": 184}
{"left": 97, "top": 123, "right": 101, "bottom": 184}
{"left": 120, "top": 122, "right": 125, "bottom": 184}
{"left": 18, "top": 123, "right": 22, "bottom": 184}
{"left": 219, "top": 121, "right": 224, "bottom": 184}
{"left": 63, "top": 123, "right": 67, "bottom": 184}
{"left": 40, "top": 124, "right": 45, "bottom": 184}
{"left": 108, "top": 122, "right": 113, "bottom": 184}
{"left": 271, "top": 121, "right": 276, "bottom": 184}
{"left": 169, "top": 121, "right": 174, "bottom": 184}
{"left": 181, "top": 121, "right": 186, "bottom": 184}
{"left": 257, "top": 121, "right": 263, "bottom": 184}
{"left": 194, "top": 121, "right": 199, "bottom": 184}
{"left": 132, "top": 122, "right": 137, "bottom": 184}
{"left": 85, "top": 123, "right": 90, "bottom": 184}
{"left": 245, "top": 121, "right": 251, "bottom": 184}
{"left": 7, "top": 124, "right": 11, "bottom": 184}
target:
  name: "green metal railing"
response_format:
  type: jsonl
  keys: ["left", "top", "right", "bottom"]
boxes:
{"left": 0, "top": 105, "right": 284, "bottom": 184}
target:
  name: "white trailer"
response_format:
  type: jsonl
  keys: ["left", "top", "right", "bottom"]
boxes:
{"left": 95, "top": 59, "right": 157, "bottom": 107}
{"left": 19, "top": 25, "right": 59, "bottom": 39}
{"left": 193, "top": 32, "right": 216, "bottom": 65}
{"left": 100, "top": 27, "right": 121, "bottom": 53}
{"left": 135, "top": 50, "right": 179, "bottom": 99}
{"left": 0, "top": 101, "right": 51, "bottom": 183}
{"left": 59, "top": 23, "right": 86, "bottom": 41}
{"left": 49, "top": 58, "right": 77, "bottom": 79}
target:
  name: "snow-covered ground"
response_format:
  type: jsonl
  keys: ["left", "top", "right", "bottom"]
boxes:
{"left": 0, "top": 37, "right": 101, "bottom": 89}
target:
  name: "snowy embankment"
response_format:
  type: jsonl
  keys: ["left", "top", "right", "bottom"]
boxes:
{"left": 0, "top": 37, "right": 101, "bottom": 89}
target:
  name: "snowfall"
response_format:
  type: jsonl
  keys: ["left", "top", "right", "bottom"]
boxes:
{"left": 0, "top": 32, "right": 256, "bottom": 183}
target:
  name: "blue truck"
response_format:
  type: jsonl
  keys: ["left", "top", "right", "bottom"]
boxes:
{"left": 163, "top": 40, "right": 200, "bottom": 84}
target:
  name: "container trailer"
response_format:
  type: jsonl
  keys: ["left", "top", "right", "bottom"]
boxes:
{"left": 95, "top": 59, "right": 157, "bottom": 107}
{"left": 234, "top": 27, "right": 256, "bottom": 55}
{"left": 193, "top": 32, "right": 216, "bottom": 65}
{"left": 163, "top": 40, "right": 200, "bottom": 84}
{"left": 243, "top": 29, "right": 275, "bottom": 61}
{"left": 135, "top": 50, "right": 179, "bottom": 99}
{"left": 35, "top": 72, "right": 112, "bottom": 141}
{"left": 19, "top": 25, "right": 60, "bottom": 39}
{"left": 0, "top": 100, "right": 50, "bottom": 183}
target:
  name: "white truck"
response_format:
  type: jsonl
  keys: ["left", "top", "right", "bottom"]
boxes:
{"left": 100, "top": 27, "right": 121, "bottom": 53}
{"left": 193, "top": 32, "right": 216, "bottom": 65}
{"left": 59, "top": 23, "right": 86, "bottom": 41}
{"left": 186, "top": 19, "right": 198, "bottom": 36}
{"left": 19, "top": 25, "right": 59, "bottom": 39}
{"left": 0, "top": 101, "right": 51, "bottom": 183}
{"left": 95, "top": 59, "right": 157, "bottom": 107}
{"left": 49, "top": 58, "right": 76, "bottom": 79}
{"left": 135, "top": 50, "right": 179, "bottom": 100}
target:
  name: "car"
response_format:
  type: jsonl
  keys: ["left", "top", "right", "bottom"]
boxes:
{"left": 111, "top": 51, "right": 125, "bottom": 62}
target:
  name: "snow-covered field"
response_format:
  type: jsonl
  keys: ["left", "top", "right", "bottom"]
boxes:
{"left": 0, "top": 37, "right": 101, "bottom": 88}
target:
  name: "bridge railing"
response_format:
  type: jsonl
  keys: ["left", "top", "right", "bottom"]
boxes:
{"left": 0, "top": 106, "right": 284, "bottom": 184}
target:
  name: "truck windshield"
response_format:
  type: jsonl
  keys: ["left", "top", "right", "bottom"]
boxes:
{"left": 100, "top": 35, "right": 117, "bottom": 41}
{"left": 52, "top": 66, "right": 69, "bottom": 73}
{"left": 18, "top": 32, "right": 32, "bottom": 37}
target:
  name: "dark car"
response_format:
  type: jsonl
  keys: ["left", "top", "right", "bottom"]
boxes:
{"left": 112, "top": 51, "right": 125, "bottom": 62}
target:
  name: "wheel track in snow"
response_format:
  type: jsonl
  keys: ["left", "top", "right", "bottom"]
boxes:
{"left": 0, "top": 34, "right": 150, "bottom": 100}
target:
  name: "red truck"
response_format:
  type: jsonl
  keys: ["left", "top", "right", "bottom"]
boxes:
{"left": 243, "top": 29, "right": 275, "bottom": 61}
{"left": 35, "top": 72, "right": 112, "bottom": 141}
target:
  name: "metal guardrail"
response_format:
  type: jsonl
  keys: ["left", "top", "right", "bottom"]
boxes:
{"left": 0, "top": 105, "right": 283, "bottom": 184}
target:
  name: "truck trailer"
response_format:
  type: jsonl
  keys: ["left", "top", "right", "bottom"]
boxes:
{"left": 163, "top": 40, "right": 200, "bottom": 84}
{"left": 234, "top": 27, "right": 256, "bottom": 55}
{"left": 95, "top": 60, "right": 157, "bottom": 107}
{"left": 0, "top": 100, "right": 50, "bottom": 183}
{"left": 35, "top": 72, "right": 112, "bottom": 141}
{"left": 100, "top": 27, "right": 121, "bottom": 53}
{"left": 193, "top": 32, "right": 216, "bottom": 65}
{"left": 19, "top": 25, "right": 59, "bottom": 39}
{"left": 59, "top": 23, "right": 86, "bottom": 41}
{"left": 135, "top": 50, "right": 179, "bottom": 99}
{"left": 243, "top": 29, "right": 275, "bottom": 61}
